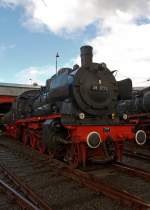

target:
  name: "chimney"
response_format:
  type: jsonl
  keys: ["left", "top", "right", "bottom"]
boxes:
{"left": 80, "top": 45, "right": 93, "bottom": 67}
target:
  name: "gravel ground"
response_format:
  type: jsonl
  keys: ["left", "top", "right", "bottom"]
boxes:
{"left": 123, "top": 155, "right": 150, "bottom": 171}
{"left": 0, "top": 136, "right": 149, "bottom": 210}
{"left": 0, "top": 190, "right": 22, "bottom": 210}
{"left": 124, "top": 140, "right": 150, "bottom": 156}
{"left": 90, "top": 168, "right": 150, "bottom": 202}
{"left": 123, "top": 140, "right": 150, "bottom": 171}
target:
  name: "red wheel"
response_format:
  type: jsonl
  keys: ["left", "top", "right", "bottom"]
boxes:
{"left": 30, "top": 135, "right": 37, "bottom": 149}
{"left": 39, "top": 143, "right": 46, "bottom": 154}
{"left": 65, "top": 144, "right": 81, "bottom": 168}
{"left": 22, "top": 129, "right": 29, "bottom": 145}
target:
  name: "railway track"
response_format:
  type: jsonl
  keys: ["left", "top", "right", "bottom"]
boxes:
{"left": 0, "top": 164, "right": 53, "bottom": 210}
{"left": 0, "top": 189, "right": 22, "bottom": 210}
{"left": 0, "top": 179, "right": 40, "bottom": 210}
{"left": 124, "top": 141, "right": 150, "bottom": 161}
{"left": 0, "top": 137, "right": 115, "bottom": 210}
{"left": 113, "top": 162, "right": 150, "bottom": 181}
{"left": 0, "top": 136, "right": 150, "bottom": 210}
{"left": 124, "top": 149, "right": 150, "bottom": 162}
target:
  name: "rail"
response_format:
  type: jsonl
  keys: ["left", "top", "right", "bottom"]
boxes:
{"left": 0, "top": 164, "right": 53, "bottom": 210}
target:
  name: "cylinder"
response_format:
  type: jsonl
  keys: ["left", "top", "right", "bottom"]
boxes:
{"left": 80, "top": 45, "right": 93, "bottom": 67}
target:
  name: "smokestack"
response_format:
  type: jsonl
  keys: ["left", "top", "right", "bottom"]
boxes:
{"left": 80, "top": 45, "right": 93, "bottom": 67}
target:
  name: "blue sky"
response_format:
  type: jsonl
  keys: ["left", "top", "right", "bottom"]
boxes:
{"left": 0, "top": 5, "right": 97, "bottom": 67}
{"left": 1, "top": 0, "right": 150, "bottom": 86}
{"left": 0, "top": 2, "right": 98, "bottom": 84}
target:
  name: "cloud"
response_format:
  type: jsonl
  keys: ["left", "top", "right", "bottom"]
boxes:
{"left": 0, "top": 43, "right": 16, "bottom": 52}
{"left": 1, "top": 0, "right": 150, "bottom": 33}
{"left": 87, "top": 11, "right": 150, "bottom": 86}
{"left": 0, "top": 43, "right": 16, "bottom": 57}
{"left": 15, "top": 65, "right": 56, "bottom": 85}
{"left": 1, "top": 0, "right": 150, "bottom": 86}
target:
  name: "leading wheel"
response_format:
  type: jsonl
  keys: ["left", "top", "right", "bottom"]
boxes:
{"left": 65, "top": 144, "right": 80, "bottom": 168}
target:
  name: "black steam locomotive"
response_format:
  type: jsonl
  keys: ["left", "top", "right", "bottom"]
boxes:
{"left": 4, "top": 46, "right": 132, "bottom": 123}
{"left": 4, "top": 46, "right": 141, "bottom": 167}
{"left": 117, "top": 87, "right": 150, "bottom": 145}
{"left": 118, "top": 87, "right": 150, "bottom": 115}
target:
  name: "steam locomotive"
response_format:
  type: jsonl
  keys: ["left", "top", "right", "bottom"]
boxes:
{"left": 117, "top": 87, "right": 150, "bottom": 145}
{"left": 3, "top": 46, "right": 145, "bottom": 167}
{"left": 118, "top": 87, "right": 150, "bottom": 115}
{"left": 5, "top": 46, "right": 132, "bottom": 120}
